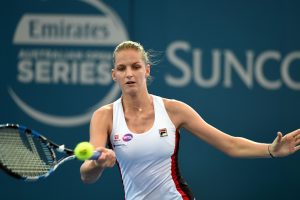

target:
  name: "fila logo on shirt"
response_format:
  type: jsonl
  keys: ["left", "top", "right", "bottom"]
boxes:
{"left": 159, "top": 128, "right": 168, "bottom": 137}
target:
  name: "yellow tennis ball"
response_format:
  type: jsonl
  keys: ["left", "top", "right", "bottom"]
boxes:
{"left": 74, "top": 142, "right": 94, "bottom": 161}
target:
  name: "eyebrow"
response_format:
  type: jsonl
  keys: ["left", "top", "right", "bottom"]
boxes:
{"left": 116, "top": 61, "right": 142, "bottom": 67}
{"left": 132, "top": 62, "right": 142, "bottom": 65}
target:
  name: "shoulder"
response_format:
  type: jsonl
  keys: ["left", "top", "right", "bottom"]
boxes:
{"left": 93, "top": 103, "right": 113, "bottom": 117}
{"left": 91, "top": 103, "right": 114, "bottom": 129}
{"left": 89, "top": 104, "right": 114, "bottom": 145}
{"left": 159, "top": 97, "right": 193, "bottom": 128}
{"left": 161, "top": 97, "right": 190, "bottom": 114}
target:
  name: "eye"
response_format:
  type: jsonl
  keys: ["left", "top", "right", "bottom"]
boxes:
{"left": 116, "top": 65, "right": 125, "bottom": 71}
{"left": 132, "top": 64, "right": 141, "bottom": 69}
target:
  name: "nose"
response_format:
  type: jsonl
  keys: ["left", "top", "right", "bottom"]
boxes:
{"left": 125, "top": 67, "right": 133, "bottom": 78}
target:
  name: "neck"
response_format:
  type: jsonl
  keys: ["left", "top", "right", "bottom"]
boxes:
{"left": 122, "top": 92, "right": 152, "bottom": 113}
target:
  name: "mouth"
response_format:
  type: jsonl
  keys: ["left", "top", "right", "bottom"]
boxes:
{"left": 125, "top": 81, "right": 136, "bottom": 85}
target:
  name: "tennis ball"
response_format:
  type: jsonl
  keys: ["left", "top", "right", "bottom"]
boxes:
{"left": 74, "top": 142, "right": 94, "bottom": 161}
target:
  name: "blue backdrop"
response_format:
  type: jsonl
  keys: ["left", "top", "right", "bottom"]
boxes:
{"left": 0, "top": 0, "right": 299, "bottom": 199}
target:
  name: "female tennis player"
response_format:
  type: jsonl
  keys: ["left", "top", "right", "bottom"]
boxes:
{"left": 80, "top": 41, "right": 300, "bottom": 200}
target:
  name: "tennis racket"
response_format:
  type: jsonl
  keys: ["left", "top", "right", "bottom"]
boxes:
{"left": 0, "top": 123, "right": 101, "bottom": 181}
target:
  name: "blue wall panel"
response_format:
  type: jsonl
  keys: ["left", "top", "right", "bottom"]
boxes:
{"left": 0, "top": 0, "right": 299, "bottom": 199}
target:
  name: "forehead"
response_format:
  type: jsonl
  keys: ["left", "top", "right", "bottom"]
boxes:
{"left": 114, "top": 49, "right": 143, "bottom": 65}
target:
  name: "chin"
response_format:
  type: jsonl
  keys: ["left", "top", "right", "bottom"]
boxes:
{"left": 122, "top": 88, "right": 139, "bottom": 96}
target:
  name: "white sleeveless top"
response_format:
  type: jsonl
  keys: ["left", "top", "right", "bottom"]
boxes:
{"left": 109, "top": 95, "right": 194, "bottom": 200}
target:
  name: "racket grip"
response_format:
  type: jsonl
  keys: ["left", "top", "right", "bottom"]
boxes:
{"left": 89, "top": 151, "right": 102, "bottom": 160}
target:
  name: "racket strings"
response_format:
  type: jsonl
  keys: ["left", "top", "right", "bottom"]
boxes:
{"left": 0, "top": 128, "right": 53, "bottom": 177}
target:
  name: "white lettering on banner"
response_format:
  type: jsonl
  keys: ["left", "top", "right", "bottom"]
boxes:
{"left": 17, "top": 60, "right": 112, "bottom": 85}
{"left": 165, "top": 41, "right": 191, "bottom": 87}
{"left": 255, "top": 51, "right": 281, "bottom": 89}
{"left": 13, "top": 14, "right": 127, "bottom": 46}
{"left": 224, "top": 50, "right": 254, "bottom": 89}
{"left": 166, "top": 41, "right": 300, "bottom": 90}
{"left": 282, "top": 52, "right": 300, "bottom": 90}
{"left": 194, "top": 49, "right": 221, "bottom": 88}
{"left": 29, "top": 19, "right": 108, "bottom": 39}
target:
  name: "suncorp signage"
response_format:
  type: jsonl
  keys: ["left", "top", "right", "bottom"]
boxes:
{"left": 166, "top": 41, "right": 300, "bottom": 90}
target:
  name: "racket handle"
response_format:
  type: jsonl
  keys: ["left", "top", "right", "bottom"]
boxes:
{"left": 89, "top": 151, "right": 102, "bottom": 160}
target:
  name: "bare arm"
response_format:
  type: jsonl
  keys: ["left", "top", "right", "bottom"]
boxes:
{"left": 165, "top": 99, "right": 300, "bottom": 158}
{"left": 80, "top": 105, "right": 116, "bottom": 184}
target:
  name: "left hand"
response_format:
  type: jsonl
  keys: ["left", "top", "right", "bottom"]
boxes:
{"left": 270, "top": 129, "right": 300, "bottom": 157}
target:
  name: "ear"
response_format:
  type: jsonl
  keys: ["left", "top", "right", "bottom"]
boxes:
{"left": 112, "top": 69, "right": 116, "bottom": 81}
{"left": 145, "top": 64, "right": 150, "bottom": 78}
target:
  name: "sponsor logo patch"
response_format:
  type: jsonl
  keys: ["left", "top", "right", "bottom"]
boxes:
{"left": 122, "top": 133, "right": 133, "bottom": 142}
{"left": 114, "top": 134, "right": 120, "bottom": 141}
{"left": 159, "top": 128, "right": 168, "bottom": 137}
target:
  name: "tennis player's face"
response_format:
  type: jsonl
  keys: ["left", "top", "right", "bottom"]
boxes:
{"left": 112, "top": 49, "right": 150, "bottom": 94}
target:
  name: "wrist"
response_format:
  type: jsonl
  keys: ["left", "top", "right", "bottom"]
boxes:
{"left": 268, "top": 145, "right": 275, "bottom": 158}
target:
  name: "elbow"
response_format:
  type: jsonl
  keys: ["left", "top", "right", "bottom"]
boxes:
{"left": 80, "top": 168, "right": 100, "bottom": 184}
{"left": 223, "top": 136, "right": 242, "bottom": 158}
{"left": 226, "top": 150, "right": 240, "bottom": 158}
{"left": 80, "top": 163, "right": 100, "bottom": 184}
{"left": 81, "top": 175, "right": 97, "bottom": 184}
{"left": 224, "top": 148, "right": 237, "bottom": 158}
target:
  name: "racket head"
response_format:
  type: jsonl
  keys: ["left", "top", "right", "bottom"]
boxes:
{"left": 0, "top": 124, "right": 58, "bottom": 181}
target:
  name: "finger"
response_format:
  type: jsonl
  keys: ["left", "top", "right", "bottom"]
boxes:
{"left": 292, "top": 129, "right": 300, "bottom": 138}
{"left": 98, "top": 152, "right": 107, "bottom": 161}
{"left": 294, "top": 145, "right": 300, "bottom": 152}
{"left": 109, "top": 151, "right": 116, "bottom": 163}
{"left": 109, "top": 149, "right": 116, "bottom": 158}
{"left": 103, "top": 149, "right": 115, "bottom": 159}
{"left": 296, "top": 137, "right": 300, "bottom": 146}
{"left": 106, "top": 150, "right": 116, "bottom": 167}
{"left": 109, "top": 156, "right": 116, "bottom": 167}
{"left": 275, "top": 132, "right": 283, "bottom": 144}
